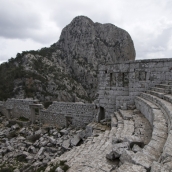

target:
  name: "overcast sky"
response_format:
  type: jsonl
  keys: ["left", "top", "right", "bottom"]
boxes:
{"left": 0, "top": 0, "right": 172, "bottom": 63}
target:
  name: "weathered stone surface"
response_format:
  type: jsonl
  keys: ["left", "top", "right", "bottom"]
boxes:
{"left": 85, "top": 125, "right": 93, "bottom": 137}
{"left": 132, "top": 152, "right": 152, "bottom": 170}
{"left": 62, "top": 139, "right": 70, "bottom": 149}
{"left": 112, "top": 142, "right": 130, "bottom": 158}
{"left": 57, "top": 16, "right": 135, "bottom": 98}
{"left": 117, "top": 162, "right": 146, "bottom": 172}
{"left": 119, "top": 109, "right": 133, "bottom": 120}
{"left": 132, "top": 144, "right": 142, "bottom": 153}
{"left": 123, "top": 136, "right": 144, "bottom": 148}
{"left": 106, "top": 151, "right": 115, "bottom": 160}
{"left": 150, "top": 161, "right": 162, "bottom": 172}
{"left": 55, "top": 167, "right": 64, "bottom": 172}
{"left": 71, "top": 134, "right": 81, "bottom": 146}
{"left": 120, "top": 150, "right": 135, "bottom": 164}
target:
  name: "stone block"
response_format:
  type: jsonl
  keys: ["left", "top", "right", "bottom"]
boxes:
{"left": 112, "top": 142, "right": 130, "bottom": 158}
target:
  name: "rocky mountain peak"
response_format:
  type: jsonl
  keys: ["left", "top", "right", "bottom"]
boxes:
{"left": 0, "top": 16, "right": 136, "bottom": 102}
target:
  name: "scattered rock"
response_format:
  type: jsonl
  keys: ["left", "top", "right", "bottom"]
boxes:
{"left": 71, "top": 134, "right": 81, "bottom": 146}
{"left": 60, "top": 129, "right": 68, "bottom": 135}
{"left": 132, "top": 144, "right": 142, "bottom": 153}
{"left": 112, "top": 142, "right": 130, "bottom": 158}
{"left": 55, "top": 167, "right": 64, "bottom": 172}
{"left": 85, "top": 126, "right": 93, "bottom": 137}
{"left": 62, "top": 139, "right": 70, "bottom": 149}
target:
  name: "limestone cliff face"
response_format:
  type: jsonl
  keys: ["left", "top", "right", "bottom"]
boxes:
{"left": 55, "top": 16, "right": 135, "bottom": 98}
{"left": 0, "top": 16, "right": 135, "bottom": 103}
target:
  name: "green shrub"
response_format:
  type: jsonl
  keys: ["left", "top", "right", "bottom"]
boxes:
{"left": 27, "top": 134, "right": 40, "bottom": 143}
{"left": 18, "top": 116, "right": 29, "bottom": 121}
{"left": 7, "top": 131, "right": 17, "bottom": 139}
{"left": 16, "top": 154, "right": 28, "bottom": 162}
{"left": 61, "top": 164, "right": 70, "bottom": 172}
{"left": 0, "top": 168, "right": 13, "bottom": 172}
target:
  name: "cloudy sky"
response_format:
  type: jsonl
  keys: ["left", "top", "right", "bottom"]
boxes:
{"left": 0, "top": 0, "right": 172, "bottom": 63}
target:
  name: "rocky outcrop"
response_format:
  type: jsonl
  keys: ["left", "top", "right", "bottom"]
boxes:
{"left": 0, "top": 16, "right": 135, "bottom": 103}
{"left": 56, "top": 16, "right": 135, "bottom": 98}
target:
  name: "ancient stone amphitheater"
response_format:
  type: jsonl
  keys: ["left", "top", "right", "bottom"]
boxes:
{"left": 53, "top": 81, "right": 172, "bottom": 172}
{"left": 1, "top": 58, "right": 172, "bottom": 172}
{"left": 47, "top": 58, "right": 172, "bottom": 171}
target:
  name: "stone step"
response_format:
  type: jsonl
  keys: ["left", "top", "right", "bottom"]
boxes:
{"left": 117, "top": 162, "right": 146, "bottom": 172}
{"left": 135, "top": 95, "right": 168, "bottom": 162}
{"left": 119, "top": 109, "right": 133, "bottom": 120}
{"left": 146, "top": 90, "right": 165, "bottom": 99}
{"left": 111, "top": 115, "right": 118, "bottom": 127}
{"left": 112, "top": 112, "right": 124, "bottom": 138}
{"left": 151, "top": 87, "right": 170, "bottom": 94}
{"left": 161, "top": 130, "right": 172, "bottom": 162}
{"left": 115, "top": 124, "right": 124, "bottom": 139}
{"left": 161, "top": 80, "right": 172, "bottom": 85}
{"left": 140, "top": 92, "right": 172, "bottom": 129}
{"left": 164, "top": 94, "right": 172, "bottom": 104}
{"left": 120, "top": 120, "right": 134, "bottom": 139}
{"left": 143, "top": 145, "right": 161, "bottom": 161}
{"left": 156, "top": 84, "right": 172, "bottom": 90}
{"left": 135, "top": 96, "right": 159, "bottom": 125}
{"left": 132, "top": 152, "right": 153, "bottom": 170}
{"left": 114, "top": 111, "right": 124, "bottom": 124}
{"left": 132, "top": 111, "right": 152, "bottom": 145}
{"left": 63, "top": 128, "right": 114, "bottom": 171}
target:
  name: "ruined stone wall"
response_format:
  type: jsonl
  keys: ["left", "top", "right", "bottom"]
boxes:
{"left": 40, "top": 102, "right": 95, "bottom": 127}
{"left": 3, "top": 98, "right": 38, "bottom": 119}
{"left": 97, "top": 58, "right": 172, "bottom": 118}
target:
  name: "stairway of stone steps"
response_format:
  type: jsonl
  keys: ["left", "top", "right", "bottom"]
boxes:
{"left": 114, "top": 81, "right": 172, "bottom": 171}
{"left": 55, "top": 122, "right": 116, "bottom": 172}
{"left": 51, "top": 81, "right": 172, "bottom": 172}
{"left": 112, "top": 109, "right": 152, "bottom": 144}
{"left": 108, "top": 109, "right": 153, "bottom": 172}
{"left": 138, "top": 81, "right": 172, "bottom": 171}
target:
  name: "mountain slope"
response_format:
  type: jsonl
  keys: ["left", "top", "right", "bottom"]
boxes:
{"left": 0, "top": 16, "right": 136, "bottom": 103}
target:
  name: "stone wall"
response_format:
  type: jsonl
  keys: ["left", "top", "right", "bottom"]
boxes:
{"left": 0, "top": 98, "right": 95, "bottom": 127}
{"left": 1, "top": 98, "right": 39, "bottom": 120}
{"left": 97, "top": 58, "right": 172, "bottom": 119}
{"left": 40, "top": 102, "right": 95, "bottom": 128}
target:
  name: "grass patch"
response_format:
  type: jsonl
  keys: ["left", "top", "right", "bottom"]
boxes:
{"left": 16, "top": 154, "right": 28, "bottom": 163}
{"left": 18, "top": 116, "right": 29, "bottom": 121}
{"left": 35, "top": 166, "right": 47, "bottom": 172}
{"left": 0, "top": 163, "right": 14, "bottom": 172}
{"left": 61, "top": 164, "right": 70, "bottom": 172}
{"left": 0, "top": 112, "right": 4, "bottom": 117}
{"left": 7, "top": 131, "right": 17, "bottom": 139}
{"left": 48, "top": 161, "right": 69, "bottom": 172}
{"left": 27, "top": 134, "right": 40, "bottom": 143}
{"left": 6, "top": 120, "right": 16, "bottom": 127}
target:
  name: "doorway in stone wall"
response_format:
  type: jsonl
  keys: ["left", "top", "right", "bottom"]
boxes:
{"left": 98, "top": 107, "right": 105, "bottom": 122}
{"left": 65, "top": 116, "right": 73, "bottom": 127}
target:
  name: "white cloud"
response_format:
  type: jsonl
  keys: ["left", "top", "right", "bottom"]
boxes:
{"left": 0, "top": 0, "right": 172, "bottom": 63}
{"left": 0, "top": 37, "right": 50, "bottom": 63}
